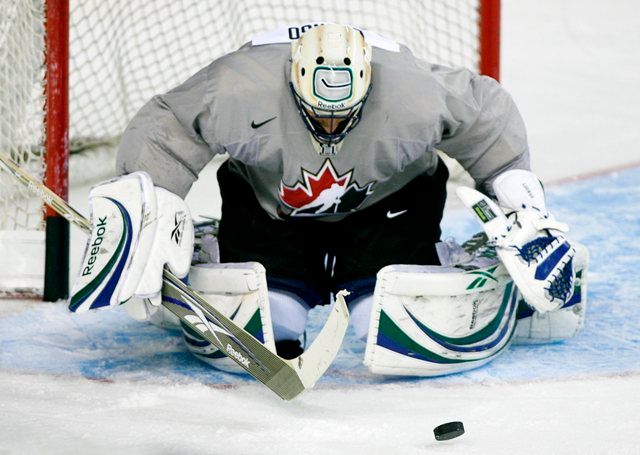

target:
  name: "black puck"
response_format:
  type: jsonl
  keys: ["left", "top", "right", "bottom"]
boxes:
{"left": 433, "top": 421, "right": 465, "bottom": 441}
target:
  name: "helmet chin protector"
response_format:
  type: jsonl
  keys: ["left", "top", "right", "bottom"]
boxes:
{"left": 290, "top": 24, "right": 372, "bottom": 150}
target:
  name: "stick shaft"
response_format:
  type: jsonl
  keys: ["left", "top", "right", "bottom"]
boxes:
{"left": 0, "top": 151, "right": 90, "bottom": 232}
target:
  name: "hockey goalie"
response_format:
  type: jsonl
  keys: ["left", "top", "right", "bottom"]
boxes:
{"left": 70, "top": 23, "right": 588, "bottom": 377}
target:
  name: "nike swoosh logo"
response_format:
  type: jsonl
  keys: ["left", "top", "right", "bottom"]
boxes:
{"left": 251, "top": 116, "right": 277, "bottom": 129}
{"left": 386, "top": 210, "right": 408, "bottom": 219}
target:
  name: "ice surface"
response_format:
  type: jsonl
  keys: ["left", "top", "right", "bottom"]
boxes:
{"left": 2, "top": 0, "right": 640, "bottom": 453}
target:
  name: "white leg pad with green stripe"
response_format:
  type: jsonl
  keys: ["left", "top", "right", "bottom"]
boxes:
{"left": 364, "top": 262, "right": 518, "bottom": 377}
{"left": 180, "top": 262, "right": 276, "bottom": 373}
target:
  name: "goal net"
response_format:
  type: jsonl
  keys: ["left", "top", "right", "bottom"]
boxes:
{"left": 0, "top": 0, "right": 500, "bottom": 299}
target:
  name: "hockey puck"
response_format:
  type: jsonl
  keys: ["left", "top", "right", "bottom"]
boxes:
{"left": 433, "top": 421, "right": 465, "bottom": 441}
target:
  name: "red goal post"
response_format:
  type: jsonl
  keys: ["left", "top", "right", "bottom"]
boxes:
{"left": 0, "top": 0, "right": 500, "bottom": 301}
{"left": 43, "top": 0, "right": 70, "bottom": 302}
{"left": 479, "top": 0, "right": 501, "bottom": 80}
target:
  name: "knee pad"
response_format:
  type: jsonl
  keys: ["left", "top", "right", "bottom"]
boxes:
{"left": 349, "top": 294, "right": 373, "bottom": 341}
{"left": 269, "top": 290, "right": 310, "bottom": 342}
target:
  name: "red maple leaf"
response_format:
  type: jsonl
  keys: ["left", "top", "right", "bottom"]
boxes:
{"left": 279, "top": 160, "right": 351, "bottom": 209}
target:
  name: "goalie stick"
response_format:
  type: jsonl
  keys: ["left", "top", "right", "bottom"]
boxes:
{"left": 0, "top": 151, "right": 349, "bottom": 400}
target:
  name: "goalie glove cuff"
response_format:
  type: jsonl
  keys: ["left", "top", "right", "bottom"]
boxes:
{"left": 492, "top": 169, "right": 547, "bottom": 213}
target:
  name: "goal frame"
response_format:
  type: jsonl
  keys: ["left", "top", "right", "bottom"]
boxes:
{"left": 39, "top": 0, "right": 501, "bottom": 301}
{"left": 43, "top": 0, "right": 70, "bottom": 301}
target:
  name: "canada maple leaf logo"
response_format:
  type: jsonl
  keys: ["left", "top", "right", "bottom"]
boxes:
{"left": 279, "top": 159, "right": 374, "bottom": 217}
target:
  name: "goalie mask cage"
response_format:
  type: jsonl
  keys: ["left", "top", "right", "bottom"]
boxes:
{"left": 0, "top": 0, "right": 500, "bottom": 301}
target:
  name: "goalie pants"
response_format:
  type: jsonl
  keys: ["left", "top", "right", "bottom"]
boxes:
{"left": 217, "top": 159, "right": 449, "bottom": 307}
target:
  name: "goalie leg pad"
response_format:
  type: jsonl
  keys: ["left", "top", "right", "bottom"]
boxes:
{"left": 179, "top": 262, "right": 275, "bottom": 373}
{"left": 364, "top": 263, "right": 518, "bottom": 377}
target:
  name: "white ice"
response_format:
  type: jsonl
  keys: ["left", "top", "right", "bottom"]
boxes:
{"left": 2, "top": 0, "right": 640, "bottom": 453}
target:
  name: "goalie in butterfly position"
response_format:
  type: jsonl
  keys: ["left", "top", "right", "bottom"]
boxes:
{"left": 71, "top": 24, "right": 588, "bottom": 376}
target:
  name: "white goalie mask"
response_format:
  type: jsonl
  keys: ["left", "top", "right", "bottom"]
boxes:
{"left": 290, "top": 24, "right": 372, "bottom": 149}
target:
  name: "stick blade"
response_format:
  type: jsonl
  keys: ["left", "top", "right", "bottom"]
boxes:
{"left": 286, "top": 290, "right": 350, "bottom": 389}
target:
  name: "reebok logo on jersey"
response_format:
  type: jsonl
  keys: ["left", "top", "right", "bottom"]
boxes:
{"left": 279, "top": 159, "right": 375, "bottom": 217}
{"left": 386, "top": 209, "right": 408, "bottom": 219}
{"left": 251, "top": 116, "right": 277, "bottom": 129}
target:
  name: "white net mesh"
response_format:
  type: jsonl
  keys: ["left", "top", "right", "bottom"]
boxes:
{"left": 0, "top": 0, "right": 484, "bottom": 261}
{"left": 0, "top": 0, "right": 46, "bottom": 231}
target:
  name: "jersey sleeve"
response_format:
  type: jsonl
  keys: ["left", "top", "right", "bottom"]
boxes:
{"left": 433, "top": 66, "right": 531, "bottom": 195}
{"left": 116, "top": 64, "right": 223, "bottom": 198}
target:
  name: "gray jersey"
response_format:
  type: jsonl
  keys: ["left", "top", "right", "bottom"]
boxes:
{"left": 117, "top": 34, "right": 530, "bottom": 221}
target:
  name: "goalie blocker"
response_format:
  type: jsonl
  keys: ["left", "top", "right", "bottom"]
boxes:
{"left": 70, "top": 172, "right": 194, "bottom": 312}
